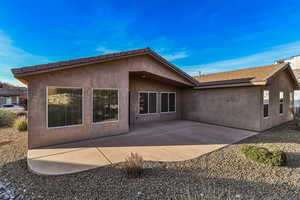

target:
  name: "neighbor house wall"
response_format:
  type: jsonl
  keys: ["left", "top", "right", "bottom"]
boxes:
{"left": 182, "top": 86, "right": 262, "bottom": 131}
{"left": 129, "top": 76, "right": 182, "bottom": 125}
{"left": 260, "top": 70, "right": 295, "bottom": 130}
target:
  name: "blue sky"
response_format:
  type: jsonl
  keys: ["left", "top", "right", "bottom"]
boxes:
{"left": 1, "top": 0, "right": 300, "bottom": 86}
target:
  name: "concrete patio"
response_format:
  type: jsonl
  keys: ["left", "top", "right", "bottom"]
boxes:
{"left": 27, "top": 120, "right": 258, "bottom": 175}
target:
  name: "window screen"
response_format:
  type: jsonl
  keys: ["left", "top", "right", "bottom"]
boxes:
{"left": 48, "top": 87, "right": 83, "bottom": 128}
{"left": 139, "top": 92, "right": 157, "bottom": 114}
{"left": 161, "top": 92, "right": 176, "bottom": 112}
{"left": 279, "top": 91, "right": 284, "bottom": 114}
{"left": 263, "top": 90, "right": 269, "bottom": 118}
{"left": 93, "top": 89, "right": 118, "bottom": 122}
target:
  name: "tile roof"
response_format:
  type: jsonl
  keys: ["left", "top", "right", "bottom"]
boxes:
{"left": 11, "top": 48, "right": 198, "bottom": 85}
{"left": 194, "top": 63, "right": 288, "bottom": 84}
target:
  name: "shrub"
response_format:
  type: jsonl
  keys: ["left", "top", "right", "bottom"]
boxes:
{"left": 240, "top": 145, "right": 286, "bottom": 166}
{"left": 0, "top": 110, "right": 16, "bottom": 127}
{"left": 125, "top": 153, "right": 144, "bottom": 177}
{"left": 13, "top": 116, "right": 28, "bottom": 131}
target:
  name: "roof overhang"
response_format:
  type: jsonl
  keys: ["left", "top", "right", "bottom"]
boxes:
{"left": 12, "top": 48, "right": 198, "bottom": 86}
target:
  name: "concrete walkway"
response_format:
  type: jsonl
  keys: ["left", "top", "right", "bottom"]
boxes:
{"left": 27, "top": 120, "right": 258, "bottom": 175}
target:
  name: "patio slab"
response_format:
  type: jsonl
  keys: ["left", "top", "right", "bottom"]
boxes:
{"left": 27, "top": 120, "right": 258, "bottom": 175}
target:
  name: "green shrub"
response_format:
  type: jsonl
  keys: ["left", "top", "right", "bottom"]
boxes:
{"left": 0, "top": 110, "right": 16, "bottom": 127}
{"left": 13, "top": 116, "right": 28, "bottom": 131}
{"left": 240, "top": 145, "right": 286, "bottom": 166}
{"left": 125, "top": 153, "right": 144, "bottom": 177}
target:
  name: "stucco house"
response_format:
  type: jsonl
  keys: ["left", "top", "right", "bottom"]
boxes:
{"left": 12, "top": 48, "right": 298, "bottom": 148}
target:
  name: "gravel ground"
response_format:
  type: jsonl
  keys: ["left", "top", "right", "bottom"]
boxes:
{"left": 0, "top": 122, "right": 300, "bottom": 200}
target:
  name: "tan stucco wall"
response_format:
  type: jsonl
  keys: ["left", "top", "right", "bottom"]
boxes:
{"left": 129, "top": 76, "right": 182, "bottom": 125}
{"left": 26, "top": 55, "right": 191, "bottom": 148}
{"left": 260, "top": 70, "right": 295, "bottom": 130}
{"left": 182, "top": 86, "right": 262, "bottom": 131}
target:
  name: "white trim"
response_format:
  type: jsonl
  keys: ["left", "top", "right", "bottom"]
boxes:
{"left": 92, "top": 88, "right": 119, "bottom": 124}
{"left": 263, "top": 90, "right": 269, "bottom": 118}
{"left": 46, "top": 86, "right": 84, "bottom": 129}
{"left": 279, "top": 91, "right": 284, "bottom": 115}
{"left": 138, "top": 91, "right": 158, "bottom": 115}
{"left": 160, "top": 92, "right": 176, "bottom": 113}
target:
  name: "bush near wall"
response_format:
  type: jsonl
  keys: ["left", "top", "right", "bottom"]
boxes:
{"left": 0, "top": 110, "right": 16, "bottom": 127}
{"left": 13, "top": 116, "right": 27, "bottom": 131}
{"left": 240, "top": 145, "right": 287, "bottom": 166}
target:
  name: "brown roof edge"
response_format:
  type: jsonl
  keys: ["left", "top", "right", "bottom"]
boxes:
{"left": 11, "top": 47, "right": 198, "bottom": 86}
{"left": 266, "top": 63, "right": 299, "bottom": 88}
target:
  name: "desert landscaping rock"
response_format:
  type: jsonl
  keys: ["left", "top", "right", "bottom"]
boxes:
{"left": 0, "top": 122, "right": 300, "bottom": 199}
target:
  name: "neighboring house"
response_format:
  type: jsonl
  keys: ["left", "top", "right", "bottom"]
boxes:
{"left": 0, "top": 84, "right": 27, "bottom": 106}
{"left": 276, "top": 55, "right": 300, "bottom": 68}
{"left": 11, "top": 48, "right": 298, "bottom": 148}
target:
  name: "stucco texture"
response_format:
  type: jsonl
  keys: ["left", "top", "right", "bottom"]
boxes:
{"left": 182, "top": 69, "right": 296, "bottom": 131}
{"left": 26, "top": 55, "right": 192, "bottom": 148}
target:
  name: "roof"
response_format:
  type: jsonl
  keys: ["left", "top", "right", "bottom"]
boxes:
{"left": 0, "top": 89, "right": 27, "bottom": 96}
{"left": 12, "top": 48, "right": 198, "bottom": 86}
{"left": 194, "top": 63, "right": 299, "bottom": 89}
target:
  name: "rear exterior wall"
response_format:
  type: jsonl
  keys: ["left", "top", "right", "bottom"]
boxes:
{"left": 129, "top": 76, "right": 182, "bottom": 125}
{"left": 26, "top": 55, "right": 191, "bottom": 148}
{"left": 260, "top": 70, "right": 294, "bottom": 130}
{"left": 182, "top": 86, "right": 262, "bottom": 131}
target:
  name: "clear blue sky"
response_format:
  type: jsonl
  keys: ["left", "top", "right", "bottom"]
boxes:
{"left": 1, "top": 0, "right": 300, "bottom": 86}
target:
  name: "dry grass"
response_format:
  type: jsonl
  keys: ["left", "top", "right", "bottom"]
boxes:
{"left": 13, "top": 116, "right": 28, "bottom": 132}
{"left": 124, "top": 152, "right": 144, "bottom": 177}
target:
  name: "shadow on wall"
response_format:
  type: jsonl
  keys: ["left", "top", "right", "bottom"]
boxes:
{"left": 0, "top": 158, "right": 299, "bottom": 199}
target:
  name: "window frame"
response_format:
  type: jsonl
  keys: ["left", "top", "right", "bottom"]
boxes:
{"left": 160, "top": 92, "right": 176, "bottom": 113}
{"left": 46, "top": 86, "right": 84, "bottom": 129}
{"left": 279, "top": 91, "right": 284, "bottom": 115}
{"left": 138, "top": 91, "right": 158, "bottom": 115}
{"left": 263, "top": 90, "right": 269, "bottom": 119}
{"left": 289, "top": 91, "right": 294, "bottom": 110}
{"left": 92, "top": 88, "right": 119, "bottom": 124}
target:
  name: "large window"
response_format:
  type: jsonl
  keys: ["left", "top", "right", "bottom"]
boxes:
{"left": 93, "top": 89, "right": 118, "bottom": 123}
{"left": 47, "top": 87, "right": 83, "bottom": 128}
{"left": 161, "top": 92, "right": 176, "bottom": 113}
{"left": 263, "top": 90, "right": 269, "bottom": 118}
{"left": 279, "top": 91, "right": 284, "bottom": 114}
{"left": 139, "top": 92, "right": 157, "bottom": 114}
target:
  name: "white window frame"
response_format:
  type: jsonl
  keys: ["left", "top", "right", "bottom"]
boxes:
{"left": 279, "top": 91, "right": 284, "bottom": 115}
{"left": 92, "top": 88, "right": 119, "bottom": 124}
{"left": 160, "top": 92, "right": 176, "bottom": 113}
{"left": 138, "top": 91, "right": 158, "bottom": 115}
{"left": 263, "top": 90, "right": 269, "bottom": 119}
{"left": 289, "top": 91, "right": 294, "bottom": 110}
{"left": 46, "top": 86, "right": 84, "bottom": 129}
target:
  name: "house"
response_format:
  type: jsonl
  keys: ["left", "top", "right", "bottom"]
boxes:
{"left": 0, "top": 82, "right": 27, "bottom": 106}
{"left": 276, "top": 55, "right": 300, "bottom": 68}
{"left": 11, "top": 48, "right": 298, "bottom": 148}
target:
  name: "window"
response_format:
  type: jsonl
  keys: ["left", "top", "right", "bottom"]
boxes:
{"left": 263, "top": 90, "right": 269, "bottom": 118}
{"left": 279, "top": 91, "right": 284, "bottom": 114}
{"left": 47, "top": 87, "right": 83, "bottom": 128}
{"left": 139, "top": 92, "right": 157, "bottom": 114}
{"left": 161, "top": 92, "right": 176, "bottom": 113}
{"left": 290, "top": 91, "right": 294, "bottom": 110}
{"left": 93, "top": 89, "right": 118, "bottom": 123}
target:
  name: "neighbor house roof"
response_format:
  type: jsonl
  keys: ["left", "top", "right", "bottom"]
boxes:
{"left": 0, "top": 89, "right": 27, "bottom": 96}
{"left": 11, "top": 48, "right": 198, "bottom": 86}
{"left": 194, "top": 63, "right": 299, "bottom": 89}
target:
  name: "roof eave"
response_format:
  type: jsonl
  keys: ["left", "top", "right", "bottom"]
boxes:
{"left": 194, "top": 81, "right": 266, "bottom": 89}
